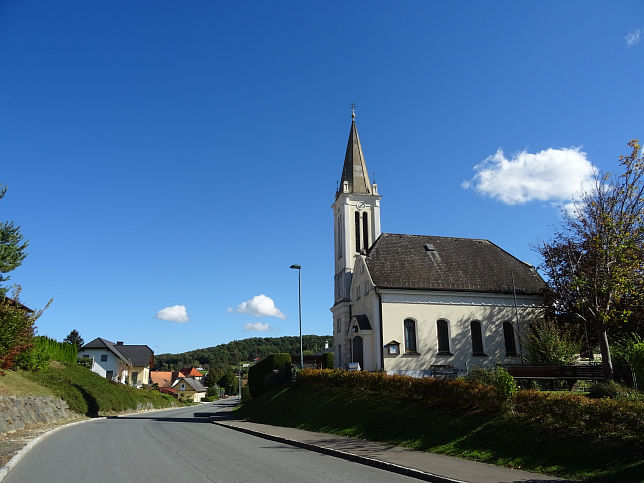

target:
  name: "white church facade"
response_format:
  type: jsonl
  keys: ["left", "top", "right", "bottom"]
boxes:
{"left": 331, "top": 113, "right": 546, "bottom": 376}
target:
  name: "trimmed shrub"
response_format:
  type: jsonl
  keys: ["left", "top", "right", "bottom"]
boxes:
{"left": 321, "top": 352, "right": 334, "bottom": 369}
{"left": 248, "top": 353, "right": 292, "bottom": 398}
{"left": 297, "top": 369, "right": 500, "bottom": 412}
{"left": 241, "top": 384, "right": 251, "bottom": 403}
{"left": 513, "top": 389, "right": 644, "bottom": 441}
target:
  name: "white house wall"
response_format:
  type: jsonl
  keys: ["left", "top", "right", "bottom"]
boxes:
{"left": 379, "top": 290, "right": 543, "bottom": 376}
{"left": 78, "top": 349, "right": 129, "bottom": 383}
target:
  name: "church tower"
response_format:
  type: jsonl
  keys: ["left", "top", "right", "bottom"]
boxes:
{"left": 331, "top": 111, "right": 381, "bottom": 367}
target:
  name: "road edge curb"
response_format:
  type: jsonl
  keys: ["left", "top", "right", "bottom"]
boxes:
{"left": 211, "top": 420, "right": 465, "bottom": 483}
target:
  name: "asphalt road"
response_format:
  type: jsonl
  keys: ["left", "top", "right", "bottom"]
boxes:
{"left": 4, "top": 399, "right": 420, "bottom": 483}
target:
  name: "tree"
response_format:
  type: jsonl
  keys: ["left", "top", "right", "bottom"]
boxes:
{"left": 0, "top": 184, "right": 28, "bottom": 296}
{"left": 523, "top": 319, "right": 581, "bottom": 365}
{"left": 537, "top": 140, "right": 644, "bottom": 378}
{"left": 63, "top": 329, "right": 84, "bottom": 349}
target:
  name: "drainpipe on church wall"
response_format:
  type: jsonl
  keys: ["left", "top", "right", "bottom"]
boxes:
{"left": 376, "top": 288, "right": 385, "bottom": 371}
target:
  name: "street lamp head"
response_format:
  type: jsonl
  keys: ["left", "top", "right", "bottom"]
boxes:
{"left": 290, "top": 264, "right": 301, "bottom": 270}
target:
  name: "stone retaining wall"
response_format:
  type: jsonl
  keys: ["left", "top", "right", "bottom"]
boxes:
{"left": 0, "top": 395, "right": 76, "bottom": 435}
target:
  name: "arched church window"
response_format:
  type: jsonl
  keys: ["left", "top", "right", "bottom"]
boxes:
{"left": 470, "top": 321, "right": 485, "bottom": 356}
{"left": 355, "top": 212, "right": 361, "bottom": 252}
{"left": 362, "top": 212, "right": 369, "bottom": 250}
{"left": 503, "top": 322, "right": 518, "bottom": 356}
{"left": 404, "top": 319, "right": 417, "bottom": 353}
{"left": 437, "top": 319, "right": 451, "bottom": 355}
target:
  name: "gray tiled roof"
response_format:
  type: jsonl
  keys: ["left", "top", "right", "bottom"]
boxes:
{"left": 81, "top": 338, "right": 153, "bottom": 367}
{"left": 365, "top": 233, "right": 546, "bottom": 295}
{"left": 117, "top": 345, "right": 154, "bottom": 367}
{"left": 175, "top": 377, "right": 206, "bottom": 392}
{"left": 81, "top": 337, "right": 129, "bottom": 362}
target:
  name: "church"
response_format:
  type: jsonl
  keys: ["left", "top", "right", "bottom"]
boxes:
{"left": 331, "top": 113, "right": 546, "bottom": 376}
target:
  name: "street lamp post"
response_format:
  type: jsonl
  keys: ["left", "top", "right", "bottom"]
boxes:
{"left": 290, "top": 264, "right": 303, "bottom": 369}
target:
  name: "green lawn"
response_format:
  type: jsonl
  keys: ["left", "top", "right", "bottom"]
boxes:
{"left": 18, "top": 362, "right": 183, "bottom": 416}
{"left": 235, "top": 384, "right": 644, "bottom": 482}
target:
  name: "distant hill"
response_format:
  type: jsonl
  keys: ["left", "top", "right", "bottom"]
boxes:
{"left": 154, "top": 335, "right": 333, "bottom": 370}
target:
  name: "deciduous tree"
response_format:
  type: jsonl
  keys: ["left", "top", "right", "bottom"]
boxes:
{"left": 537, "top": 140, "right": 644, "bottom": 378}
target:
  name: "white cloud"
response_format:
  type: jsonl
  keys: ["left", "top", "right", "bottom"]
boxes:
{"left": 244, "top": 322, "right": 271, "bottom": 332}
{"left": 228, "top": 294, "right": 286, "bottom": 319}
{"left": 626, "top": 29, "right": 641, "bottom": 46}
{"left": 463, "top": 147, "right": 597, "bottom": 206}
{"left": 155, "top": 305, "right": 189, "bottom": 323}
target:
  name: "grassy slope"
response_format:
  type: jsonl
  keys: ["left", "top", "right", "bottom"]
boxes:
{"left": 0, "top": 370, "right": 53, "bottom": 397}
{"left": 13, "top": 362, "right": 182, "bottom": 416}
{"left": 235, "top": 385, "right": 644, "bottom": 482}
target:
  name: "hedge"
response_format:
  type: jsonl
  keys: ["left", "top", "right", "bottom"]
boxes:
{"left": 297, "top": 369, "right": 500, "bottom": 412}
{"left": 513, "top": 389, "right": 644, "bottom": 442}
{"left": 248, "top": 353, "right": 292, "bottom": 398}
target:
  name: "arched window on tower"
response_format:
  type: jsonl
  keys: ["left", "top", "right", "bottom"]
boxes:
{"left": 362, "top": 212, "right": 369, "bottom": 250}
{"left": 355, "top": 212, "right": 361, "bottom": 252}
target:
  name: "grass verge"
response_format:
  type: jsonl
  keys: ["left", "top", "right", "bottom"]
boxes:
{"left": 235, "top": 384, "right": 643, "bottom": 482}
{"left": 18, "top": 362, "right": 183, "bottom": 416}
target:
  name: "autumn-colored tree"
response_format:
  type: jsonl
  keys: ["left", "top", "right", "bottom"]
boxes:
{"left": 537, "top": 140, "right": 644, "bottom": 378}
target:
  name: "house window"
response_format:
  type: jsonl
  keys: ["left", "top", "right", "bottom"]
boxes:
{"left": 470, "top": 321, "right": 486, "bottom": 356}
{"left": 100, "top": 354, "right": 108, "bottom": 362}
{"left": 437, "top": 319, "right": 451, "bottom": 355}
{"left": 355, "top": 212, "right": 361, "bottom": 252}
{"left": 503, "top": 322, "right": 518, "bottom": 356}
{"left": 404, "top": 319, "right": 417, "bottom": 353}
{"left": 362, "top": 212, "right": 368, "bottom": 249}
{"left": 106, "top": 370, "right": 113, "bottom": 380}
{"left": 82, "top": 354, "right": 89, "bottom": 358}
{"left": 132, "top": 372, "right": 138, "bottom": 384}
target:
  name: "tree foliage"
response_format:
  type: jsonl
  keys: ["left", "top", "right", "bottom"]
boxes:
{"left": 0, "top": 184, "right": 28, "bottom": 296}
{"left": 63, "top": 329, "right": 85, "bottom": 349}
{"left": 537, "top": 140, "right": 644, "bottom": 377}
{"left": 154, "top": 335, "right": 333, "bottom": 370}
{"left": 0, "top": 287, "right": 50, "bottom": 371}
{"left": 523, "top": 319, "right": 581, "bottom": 365}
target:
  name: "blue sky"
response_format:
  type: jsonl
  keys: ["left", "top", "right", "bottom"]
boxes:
{"left": 1, "top": 1, "right": 643, "bottom": 354}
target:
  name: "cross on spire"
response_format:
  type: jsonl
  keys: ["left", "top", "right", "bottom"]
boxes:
{"left": 350, "top": 103, "right": 357, "bottom": 119}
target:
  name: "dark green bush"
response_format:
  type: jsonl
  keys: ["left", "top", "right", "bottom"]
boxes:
{"left": 241, "top": 384, "right": 251, "bottom": 403}
{"left": 465, "top": 366, "right": 517, "bottom": 402}
{"left": 248, "top": 353, "right": 292, "bottom": 398}
{"left": 321, "top": 352, "right": 334, "bottom": 369}
{"left": 587, "top": 380, "right": 621, "bottom": 399}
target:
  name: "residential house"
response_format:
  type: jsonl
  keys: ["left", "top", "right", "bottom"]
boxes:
{"left": 78, "top": 338, "right": 154, "bottom": 387}
{"left": 172, "top": 377, "right": 206, "bottom": 402}
{"left": 331, "top": 113, "right": 546, "bottom": 376}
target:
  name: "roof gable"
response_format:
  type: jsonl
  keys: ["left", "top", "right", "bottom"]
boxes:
{"left": 365, "top": 233, "right": 545, "bottom": 295}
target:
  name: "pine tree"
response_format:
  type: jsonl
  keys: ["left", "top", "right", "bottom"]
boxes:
{"left": 0, "top": 184, "right": 28, "bottom": 296}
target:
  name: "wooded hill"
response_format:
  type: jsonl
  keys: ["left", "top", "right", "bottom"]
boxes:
{"left": 154, "top": 335, "right": 333, "bottom": 370}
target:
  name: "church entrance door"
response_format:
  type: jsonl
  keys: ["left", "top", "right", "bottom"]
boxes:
{"left": 352, "top": 336, "right": 363, "bottom": 369}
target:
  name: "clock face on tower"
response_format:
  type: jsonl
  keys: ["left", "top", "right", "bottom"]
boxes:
{"left": 357, "top": 202, "right": 365, "bottom": 209}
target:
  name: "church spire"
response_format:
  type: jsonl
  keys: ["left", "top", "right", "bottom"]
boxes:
{"left": 337, "top": 110, "right": 372, "bottom": 198}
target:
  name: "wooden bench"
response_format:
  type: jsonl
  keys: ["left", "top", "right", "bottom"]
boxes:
{"left": 430, "top": 364, "right": 459, "bottom": 379}
{"left": 504, "top": 365, "right": 607, "bottom": 381}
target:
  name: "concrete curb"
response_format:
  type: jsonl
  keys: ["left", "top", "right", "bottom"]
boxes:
{"left": 0, "top": 403, "right": 186, "bottom": 482}
{"left": 211, "top": 420, "right": 465, "bottom": 483}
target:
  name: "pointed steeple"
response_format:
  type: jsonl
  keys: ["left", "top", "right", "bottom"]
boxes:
{"left": 337, "top": 111, "right": 372, "bottom": 198}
